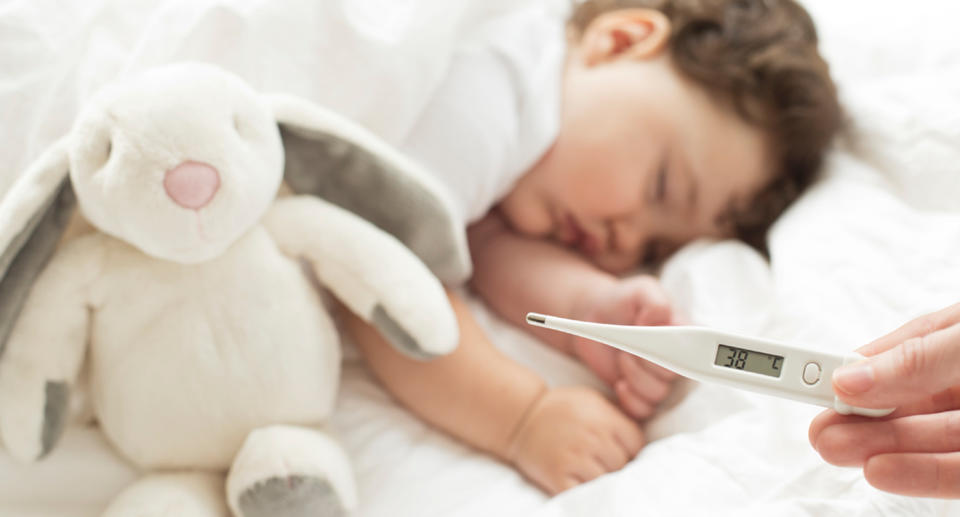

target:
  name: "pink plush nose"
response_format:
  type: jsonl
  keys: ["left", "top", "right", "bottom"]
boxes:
{"left": 163, "top": 161, "right": 221, "bottom": 210}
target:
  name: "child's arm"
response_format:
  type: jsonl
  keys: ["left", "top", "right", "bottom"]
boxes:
{"left": 468, "top": 211, "right": 678, "bottom": 419}
{"left": 341, "top": 290, "right": 643, "bottom": 494}
{"left": 466, "top": 212, "right": 616, "bottom": 354}
{"left": 344, "top": 291, "right": 545, "bottom": 457}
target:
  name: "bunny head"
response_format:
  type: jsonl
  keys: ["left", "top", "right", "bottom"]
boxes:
{"left": 68, "top": 63, "right": 283, "bottom": 263}
{"left": 0, "top": 61, "right": 471, "bottom": 354}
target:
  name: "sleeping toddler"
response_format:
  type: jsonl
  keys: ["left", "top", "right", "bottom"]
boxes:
{"left": 343, "top": 0, "right": 842, "bottom": 494}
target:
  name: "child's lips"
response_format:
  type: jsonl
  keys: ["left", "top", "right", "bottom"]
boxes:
{"left": 557, "top": 214, "right": 576, "bottom": 245}
{"left": 563, "top": 214, "right": 601, "bottom": 256}
{"left": 578, "top": 233, "right": 601, "bottom": 257}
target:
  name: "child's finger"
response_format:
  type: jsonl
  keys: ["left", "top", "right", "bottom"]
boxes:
{"left": 573, "top": 338, "right": 620, "bottom": 385}
{"left": 572, "top": 457, "right": 609, "bottom": 484}
{"left": 624, "top": 276, "right": 672, "bottom": 325}
{"left": 592, "top": 436, "right": 630, "bottom": 471}
{"left": 556, "top": 476, "right": 581, "bottom": 495}
{"left": 618, "top": 354, "right": 671, "bottom": 402}
{"left": 636, "top": 303, "right": 672, "bottom": 327}
{"left": 636, "top": 355, "right": 678, "bottom": 381}
{"left": 612, "top": 412, "right": 645, "bottom": 456}
{"left": 670, "top": 311, "right": 691, "bottom": 326}
{"left": 615, "top": 380, "right": 655, "bottom": 420}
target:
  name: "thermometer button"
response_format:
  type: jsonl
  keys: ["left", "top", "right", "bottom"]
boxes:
{"left": 802, "top": 362, "right": 822, "bottom": 385}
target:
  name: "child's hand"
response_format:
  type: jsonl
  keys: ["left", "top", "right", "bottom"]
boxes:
{"left": 571, "top": 275, "right": 680, "bottom": 420}
{"left": 509, "top": 386, "right": 644, "bottom": 495}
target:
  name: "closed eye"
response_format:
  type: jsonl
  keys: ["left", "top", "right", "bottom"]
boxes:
{"left": 653, "top": 160, "right": 670, "bottom": 204}
{"left": 655, "top": 165, "right": 668, "bottom": 203}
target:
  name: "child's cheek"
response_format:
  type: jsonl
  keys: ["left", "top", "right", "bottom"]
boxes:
{"left": 577, "top": 177, "right": 638, "bottom": 219}
{"left": 499, "top": 189, "right": 553, "bottom": 238}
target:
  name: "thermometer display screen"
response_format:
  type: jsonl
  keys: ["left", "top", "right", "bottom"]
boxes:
{"left": 714, "top": 345, "right": 783, "bottom": 378}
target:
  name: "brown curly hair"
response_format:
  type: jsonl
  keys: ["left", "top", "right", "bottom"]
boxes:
{"left": 570, "top": 0, "right": 842, "bottom": 256}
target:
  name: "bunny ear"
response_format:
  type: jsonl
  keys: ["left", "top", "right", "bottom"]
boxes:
{"left": 268, "top": 93, "right": 471, "bottom": 285}
{"left": 0, "top": 139, "right": 76, "bottom": 355}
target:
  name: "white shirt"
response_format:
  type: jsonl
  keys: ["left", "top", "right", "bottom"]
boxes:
{"left": 399, "top": 6, "right": 567, "bottom": 224}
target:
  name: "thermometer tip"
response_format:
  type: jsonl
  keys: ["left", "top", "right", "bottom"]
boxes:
{"left": 526, "top": 313, "right": 546, "bottom": 326}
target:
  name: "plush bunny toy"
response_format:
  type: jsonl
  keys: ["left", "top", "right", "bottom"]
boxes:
{"left": 0, "top": 62, "right": 470, "bottom": 517}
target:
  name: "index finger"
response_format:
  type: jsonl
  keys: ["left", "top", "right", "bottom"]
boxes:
{"left": 836, "top": 322, "right": 960, "bottom": 408}
{"left": 858, "top": 302, "right": 960, "bottom": 357}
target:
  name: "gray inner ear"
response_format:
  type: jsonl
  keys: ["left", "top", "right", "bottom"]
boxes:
{"left": 0, "top": 179, "right": 75, "bottom": 358}
{"left": 280, "top": 125, "right": 468, "bottom": 283}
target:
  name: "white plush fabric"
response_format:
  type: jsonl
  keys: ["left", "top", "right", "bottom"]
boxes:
{"left": 67, "top": 65, "right": 284, "bottom": 265}
{"left": 1, "top": 0, "right": 959, "bottom": 516}
{"left": 0, "top": 62, "right": 459, "bottom": 515}
{"left": 0, "top": 138, "right": 70, "bottom": 269}
{"left": 224, "top": 425, "right": 359, "bottom": 516}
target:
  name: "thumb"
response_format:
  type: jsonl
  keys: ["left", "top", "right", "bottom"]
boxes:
{"left": 833, "top": 322, "right": 960, "bottom": 407}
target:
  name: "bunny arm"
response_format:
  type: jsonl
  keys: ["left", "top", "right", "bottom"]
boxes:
{"left": 0, "top": 234, "right": 103, "bottom": 462}
{"left": 263, "top": 196, "right": 458, "bottom": 359}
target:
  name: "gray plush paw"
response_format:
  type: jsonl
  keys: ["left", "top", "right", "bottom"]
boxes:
{"left": 40, "top": 380, "right": 69, "bottom": 458}
{"left": 237, "top": 475, "right": 347, "bottom": 517}
{"left": 372, "top": 304, "right": 439, "bottom": 361}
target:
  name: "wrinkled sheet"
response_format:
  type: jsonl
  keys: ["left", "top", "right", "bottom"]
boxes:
{"left": 2, "top": 0, "right": 960, "bottom": 515}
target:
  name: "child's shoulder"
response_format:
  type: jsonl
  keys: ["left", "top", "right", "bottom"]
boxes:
{"left": 399, "top": 4, "right": 568, "bottom": 224}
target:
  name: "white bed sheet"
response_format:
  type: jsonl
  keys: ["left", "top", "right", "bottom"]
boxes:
{"left": 2, "top": 0, "right": 960, "bottom": 515}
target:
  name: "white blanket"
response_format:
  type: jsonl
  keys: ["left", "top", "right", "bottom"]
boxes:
{"left": 2, "top": 0, "right": 960, "bottom": 515}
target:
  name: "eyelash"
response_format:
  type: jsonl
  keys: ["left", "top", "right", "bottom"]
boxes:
{"left": 655, "top": 166, "right": 668, "bottom": 202}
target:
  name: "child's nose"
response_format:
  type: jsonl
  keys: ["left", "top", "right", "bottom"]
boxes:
{"left": 163, "top": 161, "right": 221, "bottom": 210}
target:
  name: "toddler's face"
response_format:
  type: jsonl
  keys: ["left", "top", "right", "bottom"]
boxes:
{"left": 498, "top": 9, "right": 772, "bottom": 273}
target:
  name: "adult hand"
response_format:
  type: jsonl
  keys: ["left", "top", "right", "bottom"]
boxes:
{"left": 809, "top": 302, "right": 960, "bottom": 498}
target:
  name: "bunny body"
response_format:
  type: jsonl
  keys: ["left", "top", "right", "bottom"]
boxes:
{"left": 0, "top": 63, "right": 465, "bottom": 517}
{"left": 75, "top": 226, "right": 338, "bottom": 469}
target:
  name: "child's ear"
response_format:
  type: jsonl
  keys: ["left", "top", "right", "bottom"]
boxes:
{"left": 579, "top": 9, "right": 671, "bottom": 66}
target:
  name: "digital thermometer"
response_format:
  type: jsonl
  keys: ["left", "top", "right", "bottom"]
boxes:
{"left": 526, "top": 313, "right": 894, "bottom": 418}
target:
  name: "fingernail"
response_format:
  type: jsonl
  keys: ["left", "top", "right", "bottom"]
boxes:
{"left": 833, "top": 363, "right": 875, "bottom": 394}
